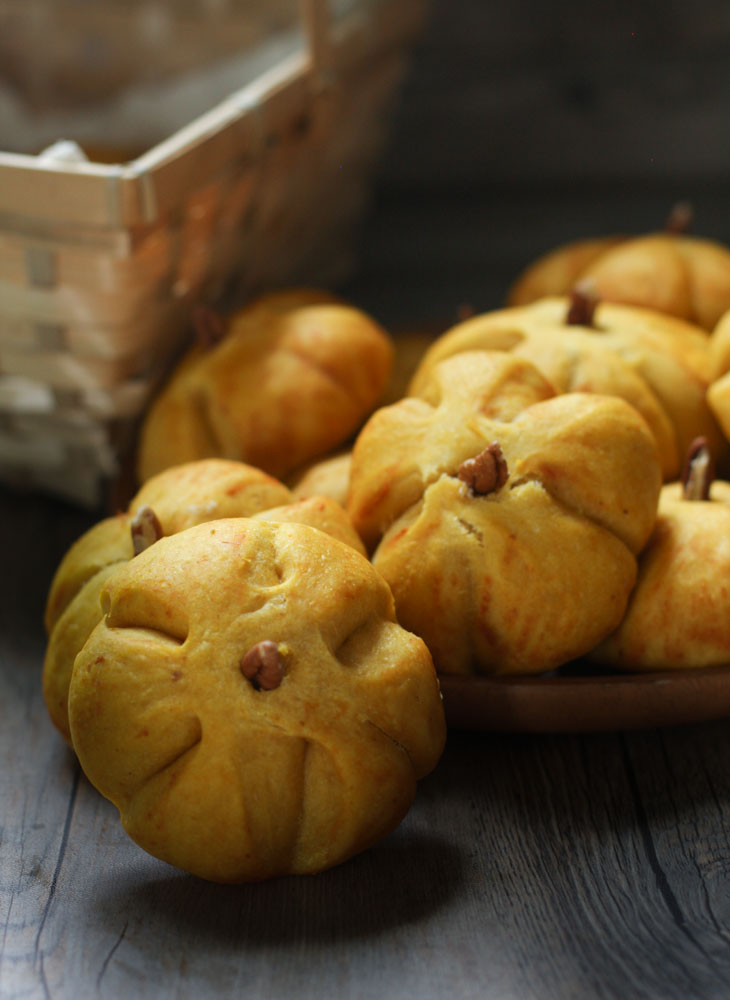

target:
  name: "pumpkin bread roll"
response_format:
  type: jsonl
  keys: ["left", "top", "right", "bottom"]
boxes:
{"left": 347, "top": 351, "right": 662, "bottom": 677}
{"left": 507, "top": 214, "right": 730, "bottom": 331}
{"left": 44, "top": 459, "right": 364, "bottom": 743}
{"left": 409, "top": 294, "right": 722, "bottom": 481}
{"left": 136, "top": 289, "right": 393, "bottom": 483}
{"left": 290, "top": 451, "right": 353, "bottom": 507}
{"left": 67, "top": 517, "right": 445, "bottom": 883}
{"left": 706, "top": 308, "right": 730, "bottom": 446}
{"left": 288, "top": 326, "right": 443, "bottom": 507}
{"left": 592, "top": 438, "right": 730, "bottom": 670}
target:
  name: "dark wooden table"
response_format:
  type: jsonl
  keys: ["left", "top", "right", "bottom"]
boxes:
{"left": 5, "top": 486, "right": 730, "bottom": 1000}
{"left": 4, "top": 182, "right": 730, "bottom": 999}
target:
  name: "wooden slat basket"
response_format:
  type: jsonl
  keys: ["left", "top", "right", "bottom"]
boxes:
{"left": 0, "top": 0, "right": 425, "bottom": 506}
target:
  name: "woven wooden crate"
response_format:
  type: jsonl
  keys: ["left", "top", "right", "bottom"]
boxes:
{"left": 0, "top": 0, "right": 426, "bottom": 506}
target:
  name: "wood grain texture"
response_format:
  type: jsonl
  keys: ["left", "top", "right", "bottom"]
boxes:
{"left": 4, "top": 5, "right": 730, "bottom": 986}
{"left": 439, "top": 669, "right": 730, "bottom": 733}
{"left": 3, "top": 484, "right": 730, "bottom": 999}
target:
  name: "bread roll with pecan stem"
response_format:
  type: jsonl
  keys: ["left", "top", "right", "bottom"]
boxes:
{"left": 290, "top": 451, "right": 352, "bottom": 507}
{"left": 507, "top": 223, "right": 730, "bottom": 330}
{"left": 591, "top": 438, "right": 730, "bottom": 670}
{"left": 409, "top": 295, "right": 722, "bottom": 481}
{"left": 136, "top": 289, "right": 393, "bottom": 483}
{"left": 348, "top": 351, "right": 662, "bottom": 676}
{"left": 68, "top": 518, "right": 445, "bottom": 883}
{"left": 44, "top": 459, "right": 364, "bottom": 743}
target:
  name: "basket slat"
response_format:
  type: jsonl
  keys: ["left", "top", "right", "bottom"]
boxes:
{"left": 300, "top": 0, "right": 333, "bottom": 80}
{"left": 0, "top": 0, "right": 427, "bottom": 505}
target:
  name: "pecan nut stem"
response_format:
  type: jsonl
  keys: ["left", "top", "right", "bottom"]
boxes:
{"left": 566, "top": 279, "right": 599, "bottom": 327}
{"left": 130, "top": 505, "right": 164, "bottom": 555}
{"left": 193, "top": 304, "right": 229, "bottom": 349}
{"left": 665, "top": 201, "right": 694, "bottom": 235}
{"left": 458, "top": 442, "right": 508, "bottom": 496}
{"left": 681, "top": 436, "right": 714, "bottom": 501}
{"left": 240, "top": 640, "right": 285, "bottom": 691}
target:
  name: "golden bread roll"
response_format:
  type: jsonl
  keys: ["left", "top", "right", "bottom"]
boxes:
{"left": 508, "top": 229, "right": 730, "bottom": 330}
{"left": 290, "top": 451, "right": 352, "bottom": 507}
{"left": 408, "top": 296, "right": 722, "bottom": 481}
{"left": 706, "top": 308, "right": 730, "bottom": 445}
{"left": 67, "top": 517, "right": 445, "bottom": 882}
{"left": 44, "top": 459, "right": 364, "bottom": 743}
{"left": 709, "top": 307, "right": 730, "bottom": 379}
{"left": 507, "top": 236, "right": 625, "bottom": 305}
{"left": 347, "top": 351, "right": 662, "bottom": 676}
{"left": 136, "top": 289, "right": 393, "bottom": 483}
{"left": 591, "top": 439, "right": 730, "bottom": 669}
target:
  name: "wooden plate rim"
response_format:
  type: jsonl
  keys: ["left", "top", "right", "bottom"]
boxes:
{"left": 438, "top": 665, "right": 730, "bottom": 733}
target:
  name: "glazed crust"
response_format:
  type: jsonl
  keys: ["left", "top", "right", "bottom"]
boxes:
{"left": 408, "top": 297, "right": 722, "bottom": 481}
{"left": 290, "top": 451, "right": 353, "bottom": 507}
{"left": 508, "top": 236, "right": 624, "bottom": 307}
{"left": 508, "top": 233, "right": 730, "bottom": 331}
{"left": 43, "top": 459, "right": 365, "bottom": 742}
{"left": 347, "top": 351, "right": 663, "bottom": 676}
{"left": 591, "top": 481, "right": 730, "bottom": 670}
{"left": 67, "top": 518, "right": 445, "bottom": 883}
{"left": 707, "top": 309, "right": 730, "bottom": 445}
{"left": 136, "top": 292, "right": 393, "bottom": 483}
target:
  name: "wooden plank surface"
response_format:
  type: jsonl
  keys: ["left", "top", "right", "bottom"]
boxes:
{"left": 4, "top": 480, "right": 730, "bottom": 1000}
{"left": 5, "top": 0, "right": 730, "bottom": 992}
{"left": 4, "top": 281, "right": 730, "bottom": 999}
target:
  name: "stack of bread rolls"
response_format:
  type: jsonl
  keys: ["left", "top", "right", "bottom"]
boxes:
{"left": 44, "top": 220, "right": 730, "bottom": 880}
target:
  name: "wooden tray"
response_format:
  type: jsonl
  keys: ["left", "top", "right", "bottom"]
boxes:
{"left": 439, "top": 664, "right": 730, "bottom": 732}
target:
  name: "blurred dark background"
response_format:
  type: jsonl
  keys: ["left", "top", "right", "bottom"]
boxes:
{"left": 343, "top": 0, "right": 730, "bottom": 327}
{"left": 1, "top": 0, "right": 729, "bottom": 506}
